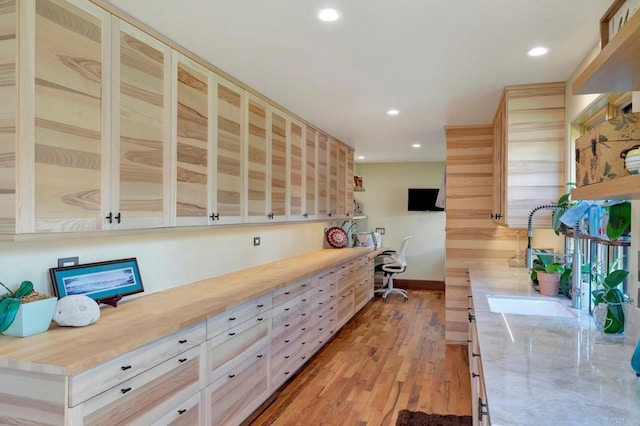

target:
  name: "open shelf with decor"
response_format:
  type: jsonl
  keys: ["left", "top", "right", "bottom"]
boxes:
{"left": 571, "top": 174, "right": 640, "bottom": 200}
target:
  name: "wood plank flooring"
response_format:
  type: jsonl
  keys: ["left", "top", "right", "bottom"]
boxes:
{"left": 250, "top": 290, "right": 471, "bottom": 426}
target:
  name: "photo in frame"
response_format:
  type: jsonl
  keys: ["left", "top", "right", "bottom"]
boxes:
{"left": 49, "top": 258, "right": 144, "bottom": 307}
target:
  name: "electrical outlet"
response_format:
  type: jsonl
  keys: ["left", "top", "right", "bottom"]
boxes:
{"left": 58, "top": 256, "right": 79, "bottom": 267}
{"left": 253, "top": 236, "right": 261, "bottom": 246}
{"left": 375, "top": 227, "right": 385, "bottom": 235}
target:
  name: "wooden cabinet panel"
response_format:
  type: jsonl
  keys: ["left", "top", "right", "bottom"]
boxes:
{"left": 113, "top": 20, "right": 170, "bottom": 229}
{"left": 70, "top": 321, "right": 205, "bottom": 406}
{"left": 215, "top": 78, "right": 243, "bottom": 223}
{"left": 32, "top": 0, "right": 108, "bottom": 233}
{"left": 246, "top": 95, "right": 268, "bottom": 221}
{"left": 337, "top": 143, "right": 346, "bottom": 217}
{"left": 337, "top": 285, "right": 354, "bottom": 328}
{"left": 328, "top": 138, "right": 338, "bottom": 217}
{"left": 174, "top": 55, "right": 210, "bottom": 225}
{"left": 305, "top": 125, "right": 317, "bottom": 219}
{"left": 270, "top": 109, "right": 287, "bottom": 220}
{"left": 206, "top": 348, "right": 269, "bottom": 426}
{"left": 491, "top": 83, "right": 564, "bottom": 228}
{"left": 0, "top": 0, "right": 16, "bottom": 234}
{"left": 345, "top": 147, "right": 354, "bottom": 217}
{"left": 80, "top": 345, "right": 203, "bottom": 425}
{"left": 206, "top": 294, "right": 271, "bottom": 339}
{"left": 151, "top": 391, "right": 203, "bottom": 426}
{"left": 289, "top": 119, "right": 304, "bottom": 219}
{"left": 317, "top": 132, "right": 328, "bottom": 218}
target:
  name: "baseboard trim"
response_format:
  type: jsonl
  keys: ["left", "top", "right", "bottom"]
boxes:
{"left": 394, "top": 279, "right": 445, "bottom": 291}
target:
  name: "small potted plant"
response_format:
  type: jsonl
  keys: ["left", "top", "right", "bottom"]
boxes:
{"left": 530, "top": 251, "right": 567, "bottom": 296}
{"left": 592, "top": 267, "right": 628, "bottom": 334}
{"left": 0, "top": 280, "right": 57, "bottom": 337}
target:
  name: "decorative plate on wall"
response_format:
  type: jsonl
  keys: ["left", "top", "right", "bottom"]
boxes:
{"left": 325, "top": 226, "right": 348, "bottom": 248}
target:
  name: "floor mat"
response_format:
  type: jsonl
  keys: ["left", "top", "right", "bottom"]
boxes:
{"left": 396, "top": 410, "right": 473, "bottom": 426}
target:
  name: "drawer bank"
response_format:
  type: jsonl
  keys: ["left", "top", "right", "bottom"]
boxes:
{"left": 0, "top": 247, "right": 378, "bottom": 425}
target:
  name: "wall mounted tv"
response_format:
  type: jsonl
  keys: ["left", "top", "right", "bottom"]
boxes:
{"left": 407, "top": 188, "right": 444, "bottom": 211}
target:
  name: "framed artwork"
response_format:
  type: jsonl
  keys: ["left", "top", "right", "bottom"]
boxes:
{"left": 600, "top": 0, "right": 640, "bottom": 48}
{"left": 49, "top": 258, "right": 144, "bottom": 307}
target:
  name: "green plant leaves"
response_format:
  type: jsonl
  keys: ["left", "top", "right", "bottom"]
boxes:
{"left": 605, "top": 201, "right": 631, "bottom": 240}
{"left": 0, "top": 281, "right": 35, "bottom": 333}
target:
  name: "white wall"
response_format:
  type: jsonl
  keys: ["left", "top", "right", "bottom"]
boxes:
{"left": 354, "top": 162, "right": 445, "bottom": 281}
{"left": 0, "top": 222, "right": 328, "bottom": 297}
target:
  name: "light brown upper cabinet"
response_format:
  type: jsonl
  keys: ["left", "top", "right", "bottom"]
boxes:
{"left": 173, "top": 53, "right": 211, "bottom": 226}
{"left": 345, "top": 146, "right": 354, "bottom": 217}
{"left": 316, "top": 132, "right": 329, "bottom": 219}
{"left": 288, "top": 118, "right": 305, "bottom": 220}
{"left": 111, "top": 19, "right": 171, "bottom": 230}
{"left": 269, "top": 108, "right": 288, "bottom": 221}
{"left": 21, "top": 0, "right": 110, "bottom": 233}
{"left": 491, "top": 83, "right": 565, "bottom": 229}
{"left": 305, "top": 125, "right": 318, "bottom": 220}
{"left": 0, "top": 0, "right": 15, "bottom": 234}
{"left": 245, "top": 94, "right": 269, "bottom": 223}
{"left": 328, "top": 139, "right": 339, "bottom": 218}
{"left": 214, "top": 77, "right": 244, "bottom": 224}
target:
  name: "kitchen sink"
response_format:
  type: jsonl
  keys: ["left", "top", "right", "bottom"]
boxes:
{"left": 486, "top": 295, "right": 576, "bottom": 318}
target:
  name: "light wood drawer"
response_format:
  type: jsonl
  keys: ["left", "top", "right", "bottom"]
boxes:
{"left": 272, "top": 322, "right": 307, "bottom": 352}
{"left": 310, "top": 289, "right": 334, "bottom": 315}
{"left": 337, "top": 286, "right": 354, "bottom": 325}
{"left": 206, "top": 349, "right": 269, "bottom": 426}
{"left": 311, "top": 267, "right": 336, "bottom": 288}
{"left": 208, "top": 314, "right": 270, "bottom": 384}
{"left": 272, "top": 293, "right": 310, "bottom": 330}
{"left": 69, "top": 321, "right": 206, "bottom": 406}
{"left": 270, "top": 342, "right": 307, "bottom": 390}
{"left": 80, "top": 345, "right": 204, "bottom": 426}
{"left": 151, "top": 391, "right": 203, "bottom": 426}
{"left": 272, "top": 278, "right": 311, "bottom": 307}
{"left": 207, "top": 294, "right": 271, "bottom": 339}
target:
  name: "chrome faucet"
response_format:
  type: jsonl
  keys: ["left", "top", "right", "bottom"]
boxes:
{"left": 526, "top": 204, "right": 582, "bottom": 309}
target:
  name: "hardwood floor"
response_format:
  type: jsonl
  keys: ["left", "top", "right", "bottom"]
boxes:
{"left": 250, "top": 290, "right": 471, "bottom": 426}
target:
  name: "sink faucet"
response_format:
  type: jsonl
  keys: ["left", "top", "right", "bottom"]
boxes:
{"left": 526, "top": 204, "right": 582, "bottom": 309}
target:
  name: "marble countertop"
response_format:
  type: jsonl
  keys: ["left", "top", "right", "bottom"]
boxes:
{"left": 468, "top": 264, "right": 640, "bottom": 426}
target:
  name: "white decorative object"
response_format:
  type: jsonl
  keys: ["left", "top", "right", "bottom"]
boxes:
{"left": 53, "top": 295, "right": 100, "bottom": 327}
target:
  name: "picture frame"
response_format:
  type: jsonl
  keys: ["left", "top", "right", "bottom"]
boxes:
{"left": 49, "top": 258, "right": 144, "bottom": 307}
{"left": 600, "top": 0, "right": 640, "bottom": 48}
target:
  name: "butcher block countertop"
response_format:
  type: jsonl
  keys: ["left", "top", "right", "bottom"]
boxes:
{"left": 0, "top": 247, "right": 371, "bottom": 376}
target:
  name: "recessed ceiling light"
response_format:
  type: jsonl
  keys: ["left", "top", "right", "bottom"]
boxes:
{"left": 317, "top": 8, "right": 341, "bottom": 22}
{"left": 412, "top": 143, "right": 421, "bottom": 148}
{"left": 387, "top": 109, "right": 399, "bottom": 116}
{"left": 528, "top": 46, "right": 549, "bottom": 57}
{"left": 357, "top": 155, "right": 365, "bottom": 160}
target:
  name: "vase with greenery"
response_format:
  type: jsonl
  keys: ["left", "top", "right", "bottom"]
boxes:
{"left": 0, "top": 280, "right": 56, "bottom": 337}
{"left": 592, "top": 266, "right": 628, "bottom": 334}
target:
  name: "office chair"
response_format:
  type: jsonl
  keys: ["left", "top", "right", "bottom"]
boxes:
{"left": 374, "top": 236, "right": 412, "bottom": 301}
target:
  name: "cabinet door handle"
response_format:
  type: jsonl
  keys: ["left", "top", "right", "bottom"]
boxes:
{"left": 121, "top": 365, "right": 132, "bottom": 371}
{"left": 178, "top": 358, "right": 187, "bottom": 363}
{"left": 229, "top": 317, "right": 236, "bottom": 321}
{"left": 178, "top": 339, "right": 187, "bottom": 344}
{"left": 472, "top": 373, "right": 480, "bottom": 378}
{"left": 178, "top": 409, "right": 187, "bottom": 415}
{"left": 257, "top": 317, "right": 264, "bottom": 321}
{"left": 210, "top": 212, "right": 219, "bottom": 221}
{"left": 468, "top": 313, "right": 475, "bottom": 322}
{"left": 285, "top": 340, "right": 290, "bottom": 343}
{"left": 257, "top": 304, "right": 264, "bottom": 308}
{"left": 105, "top": 212, "right": 113, "bottom": 223}
{"left": 478, "top": 398, "right": 489, "bottom": 420}
{"left": 121, "top": 387, "right": 132, "bottom": 394}
{"left": 284, "top": 324, "right": 290, "bottom": 327}
{"left": 229, "top": 332, "right": 236, "bottom": 336}
{"left": 114, "top": 212, "right": 121, "bottom": 224}
{"left": 257, "top": 354, "right": 263, "bottom": 358}
{"left": 472, "top": 352, "right": 480, "bottom": 358}
{"left": 284, "top": 355, "right": 290, "bottom": 359}
{"left": 228, "top": 374, "right": 236, "bottom": 378}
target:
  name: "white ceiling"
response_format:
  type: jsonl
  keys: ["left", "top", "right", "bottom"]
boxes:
{"left": 104, "top": 0, "right": 612, "bottom": 163}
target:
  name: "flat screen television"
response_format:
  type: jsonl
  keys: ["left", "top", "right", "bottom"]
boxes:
{"left": 407, "top": 188, "right": 444, "bottom": 211}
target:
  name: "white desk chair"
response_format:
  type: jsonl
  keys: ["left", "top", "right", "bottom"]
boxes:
{"left": 374, "top": 236, "right": 412, "bottom": 301}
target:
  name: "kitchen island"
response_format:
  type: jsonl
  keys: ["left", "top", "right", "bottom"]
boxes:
{"left": 469, "top": 264, "right": 640, "bottom": 426}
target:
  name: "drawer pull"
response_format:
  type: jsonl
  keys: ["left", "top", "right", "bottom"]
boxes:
{"left": 302, "top": 298, "right": 307, "bottom": 302}
{"left": 229, "top": 317, "right": 236, "bottom": 321}
{"left": 121, "top": 365, "right": 132, "bottom": 371}
{"left": 257, "top": 304, "right": 264, "bottom": 308}
{"left": 285, "top": 371, "right": 290, "bottom": 375}
{"left": 285, "top": 355, "right": 290, "bottom": 359}
{"left": 319, "top": 327, "right": 323, "bottom": 331}
{"left": 302, "top": 284, "right": 307, "bottom": 287}
{"left": 301, "top": 341, "right": 306, "bottom": 345}
{"left": 472, "top": 352, "right": 480, "bottom": 358}
{"left": 285, "top": 308, "right": 290, "bottom": 311}
{"left": 319, "top": 302, "right": 323, "bottom": 305}
{"left": 285, "top": 291, "right": 290, "bottom": 295}
{"left": 472, "top": 373, "right": 480, "bottom": 378}
{"left": 228, "top": 374, "right": 236, "bottom": 378}
{"left": 284, "top": 324, "right": 290, "bottom": 327}
{"left": 319, "top": 315, "right": 323, "bottom": 318}
{"left": 319, "top": 341, "right": 323, "bottom": 344}
{"left": 178, "top": 339, "right": 187, "bottom": 344}
{"left": 257, "top": 354, "right": 263, "bottom": 358}
{"left": 229, "top": 332, "right": 236, "bottom": 336}
{"left": 318, "top": 289, "right": 323, "bottom": 292}
{"left": 301, "top": 313, "right": 306, "bottom": 316}
{"left": 178, "top": 358, "right": 187, "bottom": 363}
{"left": 285, "top": 340, "right": 290, "bottom": 343}
{"left": 121, "top": 387, "right": 132, "bottom": 394}
{"left": 302, "top": 327, "right": 306, "bottom": 331}
{"left": 257, "top": 317, "right": 264, "bottom": 321}
{"left": 178, "top": 409, "right": 187, "bottom": 415}
{"left": 301, "top": 356, "right": 306, "bottom": 360}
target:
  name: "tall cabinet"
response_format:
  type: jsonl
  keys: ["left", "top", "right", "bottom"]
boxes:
{"left": 491, "top": 83, "right": 565, "bottom": 229}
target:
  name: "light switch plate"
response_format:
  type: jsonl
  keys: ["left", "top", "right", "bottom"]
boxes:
{"left": 253, "top": 236, "right": 261, "bottom": 246}
{"left": 375, "top": 227, "right": 385, "bottom": 235}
